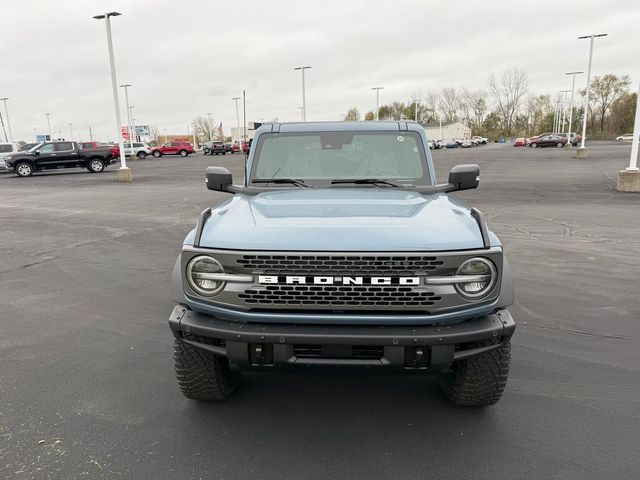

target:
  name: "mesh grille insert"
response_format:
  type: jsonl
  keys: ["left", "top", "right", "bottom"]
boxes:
{"left": 237, "top": 254, "right": 444, "bottom": 275}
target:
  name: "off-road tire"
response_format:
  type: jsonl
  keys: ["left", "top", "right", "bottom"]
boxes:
{"left": 174, "top": 335, "right": 240, "bottom": 401}
{"left": 439, "top": 341, "right": 511, "bottom": 407}
{"left": 15, "top": 162, "right": 34, "bottom": 177}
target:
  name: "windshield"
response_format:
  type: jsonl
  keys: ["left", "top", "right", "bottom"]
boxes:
{"left": 250, "top": 131, "right": 429, "bottom": 186}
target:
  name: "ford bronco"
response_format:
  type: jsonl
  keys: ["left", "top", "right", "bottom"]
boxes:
{"left": 169, "top": 121, "right": 515, "bottom": 406}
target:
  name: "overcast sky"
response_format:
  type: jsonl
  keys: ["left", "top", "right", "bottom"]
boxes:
{"left": 1, "top": 0, "right": 639, "bottom": 142}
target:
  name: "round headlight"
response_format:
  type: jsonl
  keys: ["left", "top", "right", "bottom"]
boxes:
{"left": 186, "top": 256, "right": 225, "bottom": 296}
{"left": 455, "top": 257, "right": 496, "bottom": 299}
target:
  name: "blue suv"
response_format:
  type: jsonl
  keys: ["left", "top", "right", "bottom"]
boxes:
{"left": 168, "top": 121, "right": 515, "bottom": 406}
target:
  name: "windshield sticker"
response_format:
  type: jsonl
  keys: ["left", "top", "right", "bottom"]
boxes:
{"left": 397, "top": 136, "right": 405, "bottom": 142}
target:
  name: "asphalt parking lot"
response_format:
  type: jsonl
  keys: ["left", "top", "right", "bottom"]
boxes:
{"left": 1, "top": 143, "right": 639, "bottom": 479}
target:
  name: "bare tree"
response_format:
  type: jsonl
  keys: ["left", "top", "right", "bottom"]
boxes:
{"left": 439, "top": 87, "right": 461, "bottom": 122}
{"left": 344, "top": 107, "right": 360, "bottom": 121}
{"left": 191, "top": 115, "right": 217, "bottom": 142}
{"left": 461, "top": 89, "right": 488, "bottom": 131}
{"left": 488, "top": 69, "right": 528, "bottom": 136}
{"left": 423, "top": 90, "right": 440, "bottom": 123}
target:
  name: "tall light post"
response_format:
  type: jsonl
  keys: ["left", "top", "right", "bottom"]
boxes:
{"left": 372, "top": 87, "right": 384, "bottom": 120}
{"left": 0, "top": 98, "right": 12, "bottom": 142}
{"left": 206, "top": 112, "right": 213, "bottom": 141}
{"left": 565, "top": 72, "right": 583, "bottom": 148}
{"left": 68, "top": 122, "right": 74, "bottom": 140}
{"left": 232, "top": 97, "right": 241, "bottom": 149}
{"left": 294, "top": 66, "right": 311, "bottom": 121}
{"left": 93, "top": 11, "right": 131, "bottom": 181}
{"left": 577, "top": 33, "right": 608, "bottom": 158}
{"left": 617, "top": 80, "right": 640, "bottom": 191}
{"left": 45, "top": 113, "right": 52, "bottom": 140}
{"left": 129, "top": 106, "right": 135, "bottom": 142}
{"left": 119, "top": 84, "right": 134, "bottom": 150}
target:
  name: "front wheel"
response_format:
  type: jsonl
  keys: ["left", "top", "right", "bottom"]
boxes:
{"left": 137, "top": 152, "right": 147, "bottom": 159}
{"left": 174, "top": 335, "right": 240, "bottom": 401}
{"left": 87, "top": 159, "right": 105, "bottom": 173}
{"left": 179, "top": 150, "right": 188, "bottom": 157}
{"left": 530, "top": 143, "right": 538, "bottom": 148}
{"left": 15, "top": 162, "right": 34, "bottom": 177}
{"left": 556, "top": 142, "right": 564, "bottom": 148}
{"left": 153, "top": 151, "right": 162, "bottom": 158}
{"left": 439, "top": 341, "right": 511, "bottom": 406}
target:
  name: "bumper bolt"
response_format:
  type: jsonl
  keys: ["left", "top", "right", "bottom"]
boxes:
{"left": 279, "top": 337, "right": 285, "bottom": 343}
{"left": 392, "top": 339, "right": 399, "bottom": 345}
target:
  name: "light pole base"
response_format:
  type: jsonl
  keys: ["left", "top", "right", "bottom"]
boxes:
{"left": 617, "top": 169, "right": 640, "bottom": 192}
{"left": 116, "top": 166, "right": 133, "bottom": 182}
{"left": 576, "top": 146, "right": 589, "bottom": 159}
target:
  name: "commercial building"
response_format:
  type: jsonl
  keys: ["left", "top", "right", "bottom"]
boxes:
{"left": 421, "top": 121, "right": 471, "bottom": 141}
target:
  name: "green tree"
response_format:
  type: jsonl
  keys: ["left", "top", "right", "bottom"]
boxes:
{"left": 364, "top": 111, "right": 375, "bottom": 121}
{"left": 588, "top": 74, "right": 631, "bottom": 133}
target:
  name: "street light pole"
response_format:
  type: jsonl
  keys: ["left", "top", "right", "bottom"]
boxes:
{"left": 232, "top": 98, "right": 241, "bottom": 150}
{"left": 565, "top": 72, "right": 583, "bottom": 148}
{"left": 0, "top": 98, "right": 12, "bottom": 142}
{"left": 129, "top": 106, "right": 136, "bottom": 142}
{"left": 294, "top": 66, "right": 311, "bottom": 121}
{"left": 120, "top": 84, "right": 133, "bottom": 151}
{"left": 93, "top": 11, "right": 131, "bottom": 181}
{"left": 206, "top": 112, "right": 213, "bottom": 141}
{"left": 69, "top": 122, "right": 73, "bottom": 140}
{"left": 372, "top": 87, "right": 384, "bottom": 120}
{"left": 577, "top": 33, "right": 608, "bottom": 157}
{"left": 559, "top": 90, "right": 570, "bottom": 134}
{"left": 45, "top": 113, "right": 52, "bottom": 140}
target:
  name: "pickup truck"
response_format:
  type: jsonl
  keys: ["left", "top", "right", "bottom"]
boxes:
{"left": 5, "top": 141, "right": 115, "bottom": 177}
{"left": 169, "top": 122, "right": 516, "bottom": 407}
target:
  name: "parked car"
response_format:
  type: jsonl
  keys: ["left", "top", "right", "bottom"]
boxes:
{"left": 461, "top": 139, "right": 473, "bottom": 148}
{"left": 0, "top": 142, "right": 21, "bottom": 171}
{"left": 112, "top": 142, "right": 152, "bottom": 159}
{"left": 472, "top": 136, "right": 488, "bottom": 144}
{"left": 528, "top": 134, "right": 567, "bottom": 148}
{"left": 149, "top": 141, "right": 194, "bottom": 158}
{"left": 210, "top": 141, "right": 227, "bottom": 155}
{"left": 616, "top": 133, "right": 634, "bottom": 142}
{"left": 168, "top": 121, "right": 516, "bottom": 407}
{"left": 554, "top": 133, "right": 582, "bottom": 146}
{"left": 231, "top": 143, "right": 241, "bottom": 154}
{"left": 4, "top": 141, "right": 114, "bottom": 177}
{"left": 445, "top": 140, "right": 458, "bottom": 148}
{"left": 513, "top": 138, "right": 527, "bottom": 147}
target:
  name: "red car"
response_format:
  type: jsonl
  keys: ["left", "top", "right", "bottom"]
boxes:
{"left": 149, "top": 141, "right": 194, "bottom": 158}
{"left": 513, "top": 137, "right": 527, "bottom": 147}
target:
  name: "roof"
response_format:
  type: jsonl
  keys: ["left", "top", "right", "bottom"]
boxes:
{"left": 255, "top": 121, "right": 425, "bottom": 133}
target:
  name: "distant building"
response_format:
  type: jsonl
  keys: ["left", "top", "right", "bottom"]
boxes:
{"left": 420, "top": 121, "right": 471, "bottom": 140}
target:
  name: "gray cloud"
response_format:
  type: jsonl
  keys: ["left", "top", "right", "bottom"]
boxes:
{"left": 1, "top": 0, "right": 638, "bottom": 142}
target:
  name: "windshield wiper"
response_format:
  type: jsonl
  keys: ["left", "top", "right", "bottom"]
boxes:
{"left": 331, "top": 178, "right": 402, "bottom": 187}
{"left": 252, "top": 178, "right": 310, "bottom": 188}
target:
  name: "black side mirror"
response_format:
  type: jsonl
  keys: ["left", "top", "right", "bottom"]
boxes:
{"left": 448, "top": 164, "right": 479, "bottom": 191}
{"left": 34, "top": 150, "right": 40, "bottom": 155}
{"left": 205, "top": 166, "right": 233, "bottom": 192}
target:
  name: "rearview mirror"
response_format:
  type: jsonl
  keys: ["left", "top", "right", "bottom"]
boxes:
{"left": 205, "top": 166, "right": 233, "bottom": 192}
{"left": 448, "top": 164, "right": 480, "bottom": 191}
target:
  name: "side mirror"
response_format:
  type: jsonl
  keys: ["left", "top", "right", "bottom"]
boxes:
{"left": 206, "top": 166, "right": 233, "bottom": 192}
{"left": 448, "top": 164, "right": 479, "bottom": 191}
{"left": 34, "top": 150, "right": 40, "bottom": 155}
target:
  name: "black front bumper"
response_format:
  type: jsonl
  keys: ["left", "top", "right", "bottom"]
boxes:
{"left": 168, "top": 306, "right": 515, "bottom": 371}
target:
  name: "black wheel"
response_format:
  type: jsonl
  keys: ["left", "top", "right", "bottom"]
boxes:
{"left": 530, "top": 143, "right": 538, "bottom": 148}
{"left": 174, "top": 335, "right": 240, "bottom": 401}
{"left": 439, "top": 341, "right": 511, "bottom": 407}
{"left": 137, "top": 152, "right": 147, "bottom": 159}
{"left": 87, "top": 159, "right": 105, "bottom": 173}
{"left": 15, "top": 162, "right": 33, "bottom": 177}
{"left": 179, "top": 150, "right": 188, "bottom": 157}
{"left": 153, "top": 151, "right": 162, "bottom": 158}
{"left": 556, "top": 142, "right": 564, "bottom": 148}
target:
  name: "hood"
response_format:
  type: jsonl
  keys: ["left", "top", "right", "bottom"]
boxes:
{"left": 196, "top": 189, "right": 491, "bottom": 251}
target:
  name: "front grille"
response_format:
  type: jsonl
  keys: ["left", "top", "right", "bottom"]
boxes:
{"left": 236, "top": 255, "right": 443, "bottom": 275}
{"left": 238, "top": 284, "right": 441, "bottom": 308}
{"left": 293, "top": 345, "right": 384, "bottom": 360}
